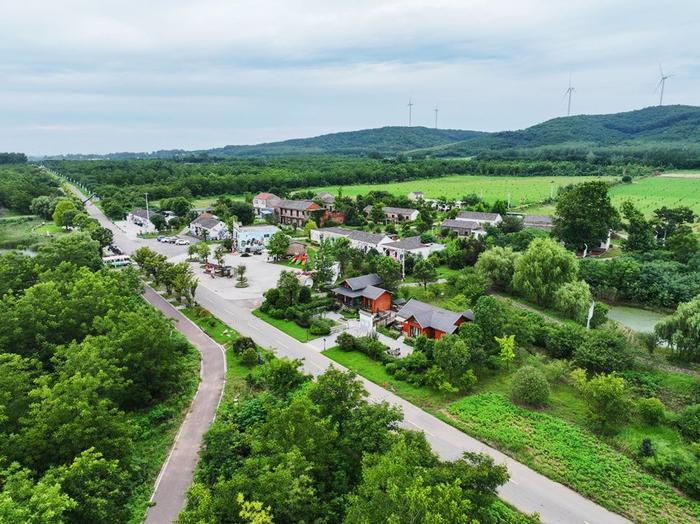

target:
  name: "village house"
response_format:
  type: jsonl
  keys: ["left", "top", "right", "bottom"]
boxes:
{"left": 309, "top": 227, "right": 395, "bottom": 253}
{"left": 440, "top": 218, "right": 487, "bottom": 238}
{"left": 455, "top": 211, "right": 502, "bottom": 227}
{"left": 232, "top": 223, "right": 280, "bottom": 253}
{"left": 275, "top": 199, "right": 322, "bottom": 228}
{"left": 252, "top": 192, "right": 281, "bottom": 218}
{"left": 408, "top": 191, "right": 424, "bottom": 202}
{"left": 316, "top": 192, "right": 336, "bottom": 211}
{"left": 332, "top": 274, "right": 392, "bottom": 313}
{"left": 380, "top": 236, "right": 445, "bottom": 260}
{"left": 189, "top": 212, "right": 229, "bottom": 240}
{"left": 363, "top": 205, "right": 419, "bottom": 222}
{"left": 522, "top": 214, "right": 554, "bottom": 231}
{"left": 127, "top": 208, "right": 162, "bottom": 233}
{"left": 395, "top": 299, "right": 474, "bottom": 340}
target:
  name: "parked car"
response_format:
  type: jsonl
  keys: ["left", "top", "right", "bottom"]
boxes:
{"left": 161, "top": 237, "right": 176, "bottom": 244}
{"left": 175, "top": 238, "right": 190, "bottom": 246}
{"left": 156, "top": 236, "right": 166, "bottom": 242}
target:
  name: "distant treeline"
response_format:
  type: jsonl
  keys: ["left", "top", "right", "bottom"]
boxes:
{"left": 0, "top": 152, "right": 27, "bottom": 164}
{"left": 46, "top": 157, "right": 652, "bottom": 213}
{"left": 0, "top": 165, "right": 61, "bottom": 213}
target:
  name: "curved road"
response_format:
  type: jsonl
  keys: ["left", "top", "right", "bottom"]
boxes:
{"left": 61, "top": 175, "right": 629, "bottom": 524}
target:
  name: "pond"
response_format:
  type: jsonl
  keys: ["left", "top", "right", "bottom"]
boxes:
{"left": 606, "top": 305, "right": 669, "bottom": 333}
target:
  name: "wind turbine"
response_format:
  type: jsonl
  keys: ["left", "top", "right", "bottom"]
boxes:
{"left": 656, "top": 65, "right": 671, "bottom": 106}
{"left": 564, "top": 75, "right": 575, "bottom": 116}
{"left": 434, "top": 105, "right": 439, "bottom": 129}
{"left": 407, "top": 98, "right": 414, "bottom": 126}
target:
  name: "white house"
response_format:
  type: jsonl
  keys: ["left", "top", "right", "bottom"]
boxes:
{"left": 408, "top": 191, "right": 424, "bottom": 202}
{"left": 522, "top": 214, "right": 554, "bottom": 231}
{"left": 380, "top": 236, "right": 445, "bottom": 260}
{"left": 127, "top": 208, "right": 161, "bottom": 233}
{"left": 252, "top": 192, "right": 281, "bottom": 218}
{"left": 440, "top": 218, "right": 487, "bottom": 238}
{"left": 364, "top": 205, "right": 419, "bottom": 222}
{"left": 455, "top": 211, "right": 502, "bottom": 227}
{"left": 189, "top": 212, "right": 229, "bottom": 240}
{"left": 233, "top": 223, "right": 280, "bottom": 253}
{"left": 310, "top": 227, "right": 394, "bottom": 253}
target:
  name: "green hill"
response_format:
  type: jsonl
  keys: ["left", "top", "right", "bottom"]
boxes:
{"left": 415, "top": 105, "right": 700, "bottom": 157}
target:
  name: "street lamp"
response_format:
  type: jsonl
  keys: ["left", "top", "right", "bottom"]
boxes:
{"left": 323, "top": 337, "right": 327, "bottom": 351}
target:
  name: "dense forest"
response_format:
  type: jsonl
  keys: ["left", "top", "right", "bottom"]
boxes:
{"left": 177, "top": 355, "right": 534, "bottom": 524}
{"left": 0, "top": 165, "right": 62, "bottom": 214}
{"left": 46, "top": 157, "right": 650, "bottom": 218}
{"left": 0, "top": 153, "right": 27, "bottom": 165}
{"left": 0, "top": 234, "right": 198, "bottom": 522}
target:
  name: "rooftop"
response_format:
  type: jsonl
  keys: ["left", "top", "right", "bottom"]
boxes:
{"left": 343, "top": 273, "right": 382, "bottom": 291}
{"left": 457, "top": 211, "right": 501, "bottom": 222}
{"left": 276, "top": 199, "right": 319, "bottom": 211}
{"left": 523, "top": 214, "right": 554, "bottom": 225}
{"left": 130, "top": 208, "right": 161, "bottom": 221}
{"left": 383, "top": 236, "right": 428, "bottom": 250}
{"left": 441, "top": 218, "right": 483, "bottom": 230}
{"left": 348, "top": 230, "right": 391, "bottom": 245}
{"left": 254, "top": 192, "right": 279, "bottom": 200}
{"left": 396, "top": 299, "right": 473, "bottom": 334}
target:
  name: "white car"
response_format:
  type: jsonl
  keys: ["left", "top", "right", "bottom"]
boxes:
{"left": 175, "top": 238, "right": 190, "bottom": 246}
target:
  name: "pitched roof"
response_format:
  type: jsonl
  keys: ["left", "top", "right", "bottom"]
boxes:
{"left": 191, "top": 212, "right": 224, "bottom": 229}
{"left": 317, "top": 226, "right": 353, "bottom": 236}
{"left": 383, "top": 206, "right": 418, "bottom": 216}
{"left": 343, "top": 273, "right": 382, "bottom": 291}
{"left": 441, "top": 218, "right": 483, "bottom": 231}
{"left": 348, "top": 230, "right": 390, "bottom": 245}
{"left": 130, "top": 208, "right": 161, "bottom": 221}
{"left": 254, "top": 192, "right": 279, "bottom": 200}
{"left": 383, "top": 236, "right": 427, "bottom": 250}
{"left": 316, "top": 192, "right": 336, "bottom": 203}
{"left": 523, "top": 214, "right": 554, "bottom": 225}
{"left": 457, "top": 211, "right": 501, "bottom": 222}
{"left": 396, "top": 299, "right": 473, "bottom": 334}
{"left": 276, "top": 199, "right": 319, "bottom": 211}
{"left": 361, "top": 285, "right": 390, "bottom": 300}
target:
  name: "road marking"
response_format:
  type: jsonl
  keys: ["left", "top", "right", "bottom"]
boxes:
{"left": 406, "top": 419, "right": 435, "bottom": 437}
{"left": 510, "top": 479, "right": 519, "bottom": 485}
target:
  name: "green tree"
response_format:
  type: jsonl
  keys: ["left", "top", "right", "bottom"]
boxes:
{"left": 573, "top": 327, "right": 633, "bottom": 373}
{"left": 0, "top": 464, "right": 75, "bottom": 524}
{"left": 495, "top": 334, "right": 516, "bottom": 370}
{"left": 571, "top": 368, "right": 632, "bottom": 433}
{"left": 666, "top": 225, "right": 699, "bottom": 263}
{"left": 554, "top": 280, "right": 592, "bottom": 323}
{"left": 413, "top": 258, "right": 437, "bottom": 289}
{"left": 267, "top": 231, "right": 290, "bottom": 261}
{"left": 655, "top": 295, "right": 700, "bottom": 361}
{"left": 303, "top": 219, "right": 318, "bottom": 238}
{"left": 30, "top": 195, "right": 56, "bottom": 220}
{"left": 621, "top": 200, "right": 656, "bottom": 252}
{"left": 235, "top": 264, "right": 249, "bottom": 288}
{"left": 214, "top": 244, "right": 228, "bottom": 267}
{"left": 52, "top": 198, "right": 78, "bottom": 228}
{"left": 0, "top": 251, "right": 37, "bottom": 296}
{"left": 434, "top": 335, "right": 474, "bottom": 389}
{"left": 512, "top": 237, "right": 578, "bottom": 306}
{"left": 196, "top": 241, "right": 210, "bottom": 262}
{"left": 376, "top": 256, "right": 402, "bottom": 291}
{"left": 475, "top": 246, "right": 519, "bottom": 291}
{"left": 36, "top": 232, "right": 102, "bottom": 271}
{"left": 554, "top": 181, "right": 619, "bottom": 250}
{"left": 229, "top": 201, "right": 255, "bottom": 225}
{"left": 370, "top": 204, "right": 386, "bottom": 224}
{"left": 511, "top": 365, "right": 550, "bottom": 407}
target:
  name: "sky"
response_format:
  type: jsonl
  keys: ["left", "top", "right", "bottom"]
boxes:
{"left": 2, "top": 0, "right": 699, "bottom": 155}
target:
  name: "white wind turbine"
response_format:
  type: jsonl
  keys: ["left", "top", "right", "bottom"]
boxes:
{"left": 656, "top": 65, "right": 671, "bottom": 106}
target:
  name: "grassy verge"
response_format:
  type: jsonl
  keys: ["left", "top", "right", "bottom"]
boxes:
{"left": 323, "top": 347, "right": 700, "bottom": 523}
{"left": 126, "top": 333, "right": 200, "bottom": 523}
{"left": 446, "top": 394, "right": 700, "bottom": 524}
{"left": 253, "top": 308, "right": 320, "bottom": 342}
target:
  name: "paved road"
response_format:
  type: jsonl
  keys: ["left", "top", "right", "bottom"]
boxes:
{"left": 62, "top": 176, "right": 629, "bottom": 524}
{"left": 142, "top": 287, "right": 226, "bottom": 524}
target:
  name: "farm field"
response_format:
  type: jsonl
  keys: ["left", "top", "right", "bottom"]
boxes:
{"left": 609, "top": 176, "right": 700, "bottom": 216}
{"left": 309, "top": 175, "right": 606, "bottom": 206}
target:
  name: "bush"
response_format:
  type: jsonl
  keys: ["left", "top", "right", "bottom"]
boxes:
{"left": 677, "top": 404, "right": 700, "bottom": 441}
{"left": 240, "top": 346, "right": 259, "bottom": 367}
{"left": 572, "top": 327, "right": 633, "bottom": 373}
{"left": 510, "top": 366, "right": 550, "bottom": 407}
{"left": 269, "top": 308, "right": 286, "bottom": 320}
{"left": 232, "top": 336, "right": 257, "bottom": 356}
{"left": 544, "top": 323, "right": 585, "bottom": 359}
{"left": 309, "top": 318, "right": 333, "bottom": 336}
{"left": 640, "top": 438, "right": 654, "bottom": 457}
{"left": 637, "top": 397, "right": 666, "bottom": 425}
{"left": 336, "top": 332, "right": 356, "bottom": 352}
{"left": 298, "top": 286, "right": 312, "bottom": 304}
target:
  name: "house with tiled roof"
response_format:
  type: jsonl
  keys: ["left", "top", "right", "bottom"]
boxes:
{"left": 275, "top": 199, "right": 322, "bottom": 228}
{"left": 332, "top": 273, "right": 392, "bottom": 313}
{"left": 440, "top": 218, "right": 487, "bottom": 238}
{"left": 456, "top": 211, "right": 502, "bottom": 227}
{"left": 253, "top": 192, "right": 281, "bottom": 218}
{"left": 522, "top": 214, "right": 554, "bottom": 231}
{"left": 380, "top": 236, "right": 445, "bottom": 260}
{"left": 189, "top": 212, "right": 229, "bottom": 240}
{"left": 316, "top": 192, "right": 336, "bottom": 211}
{"left": 309, "top": 227, "right": 394, "bottom": 252}
{"left": 396, "top": 299, "right": 474, "bottom": 340}
{"left": 127, "top": 208, "right": 162, "bottom": 233}
{"left": 364, "top": 205, "right": 419, "bottom": 222}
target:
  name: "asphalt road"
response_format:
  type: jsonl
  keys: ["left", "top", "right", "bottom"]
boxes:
{"left": 63, "top": 177, "right": 630, "bottom": 524}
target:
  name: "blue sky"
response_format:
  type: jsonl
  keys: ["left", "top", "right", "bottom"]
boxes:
{"left": 2, "top": 0, "right": 699, "bottom": 155}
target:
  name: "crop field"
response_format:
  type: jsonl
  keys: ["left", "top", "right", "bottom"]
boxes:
{"left": 310, "top": 175, "right": 606, "bottom": 207}
{"left": 609, "top": 176, "right": 700, "bottom": 216}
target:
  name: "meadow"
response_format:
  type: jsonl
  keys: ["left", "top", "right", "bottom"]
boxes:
{"left": 609, "top": 175, "right": 700, "bottom": 216}
{"left": 310, "top": 175, "right": 605, "bottom": 207}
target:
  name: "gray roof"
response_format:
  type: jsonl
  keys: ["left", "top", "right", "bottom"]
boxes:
{"left": 348, "top": 230, "right": 390, "bottom": 245}
{"left": 317, "top": 192, "right": 336, "bottom": 203}
{"left": 332, "top": 286, "right": 362, "bottom": 298}
{"left": 363, "top": 205, "right": 417, "bottom": 216}
{"left": 396, "top": 299, "right": 473, "bottom": 334}
{"left": 276, "top": 199, "right": 318, "bottom": 211}
{"left": 130, "top": 208, "right": 161, "bottom": 221}
{"left": 343, "top": 273, "right": 382, "bottom": 291}
{"left": 191, "top": 213, "right": 224, "bottom": 229}
{"left": 523, "top": 214, "right": 554, "bottom": 225}
{"left": 361, "top": 285, "right": 390, "bottom": 300}
{"left": 383, "top": 236, "right": 427, "bottom": 250}
{"left": 457, "top": 211, "right": 501, "bottom": 222}
{"left": 318, "top": 226, "right": 353, "bottom": 236}
{"left": 441, "top": 218, "right": 482, "bottom": 231}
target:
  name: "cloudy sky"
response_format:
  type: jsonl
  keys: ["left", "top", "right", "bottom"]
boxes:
{"left": 2, "top": 0, "right": 699, "bottom": 155}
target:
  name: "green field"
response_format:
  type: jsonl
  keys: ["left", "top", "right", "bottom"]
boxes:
{"left": 0, "top": 216, "right": 67, "bottom": 249}
{"left": 311, "top": 175, "right": 606, "bottom": 206}
{"left": 609, "top": 176, "right": 700, "bottom": 216}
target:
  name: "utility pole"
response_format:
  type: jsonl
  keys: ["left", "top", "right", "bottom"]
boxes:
{"left": 144, "top": 192, "right": 150, "bottom": 222}
{"left": 407, "top": 98, "right": 414, "bottom": 126}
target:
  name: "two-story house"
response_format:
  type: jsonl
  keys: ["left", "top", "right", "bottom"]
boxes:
{"left": 274, "top": 199, "right": 322, "bottom": 228}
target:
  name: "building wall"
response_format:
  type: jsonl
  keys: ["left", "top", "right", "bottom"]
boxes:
{"left": 363, "top": 292, "right": 391, "bottom": 313}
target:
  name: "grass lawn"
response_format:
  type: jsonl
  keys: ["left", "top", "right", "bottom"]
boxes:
{"left": 609, "top": 176, "right": 700, "bottom": 218}
{"left": 0, "top": 216, "right": 67, "bottom": 249}
{"left": 446, "top": 394, "right": 700, "bottom": 523}
{"left": 253, "top": 308, "right": 320, "bottom": 342}
{"left": 310, "top": 175, "right": 606, "bottom": 207}
{"left": 398, "top": 282, "right": 471, "bottom": 312}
